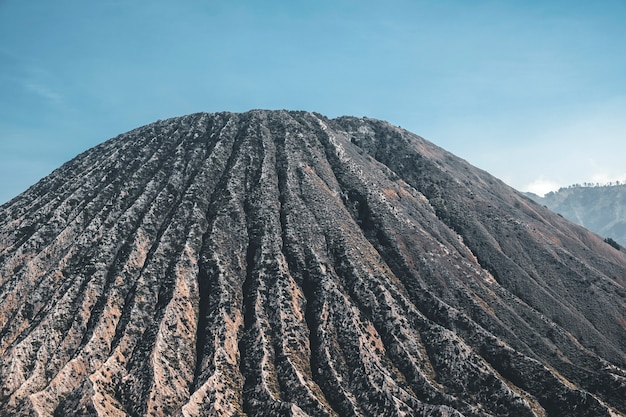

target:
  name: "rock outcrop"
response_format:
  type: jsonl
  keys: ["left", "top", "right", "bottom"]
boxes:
{"left": 0, "top": 110, "right": 625, "bottom": 416}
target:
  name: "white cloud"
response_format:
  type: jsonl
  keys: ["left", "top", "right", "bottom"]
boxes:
{"left": 523, "top": 177, "right": 561, "bottom": 196}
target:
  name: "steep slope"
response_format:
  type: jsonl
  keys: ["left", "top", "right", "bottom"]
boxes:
{"left": 0, "top": 110, "right": 625, "bottom": 417}
{"left": 529, "top": 185, "right": 626, "bottom": 247}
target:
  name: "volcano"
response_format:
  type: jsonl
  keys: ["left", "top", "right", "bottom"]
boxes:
{"left": 0, "top": 110, "right": 625, "bottom": 416}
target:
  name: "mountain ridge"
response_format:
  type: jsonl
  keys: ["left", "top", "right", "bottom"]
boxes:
{"left": 528, "top": 183, "right": 626, "bottom": 247}
{"left": 0, "top": 110, "right": 625, "bottom": 416}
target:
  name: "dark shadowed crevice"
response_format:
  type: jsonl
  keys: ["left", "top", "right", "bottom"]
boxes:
{"left": 238, "top": 230, "right": 258, "bottom": 416}
{"left": 190, "top": 263, "right": 211, "bottom": 393}
{"left": 109, "top": 280, "right": 138, "bottom": 353}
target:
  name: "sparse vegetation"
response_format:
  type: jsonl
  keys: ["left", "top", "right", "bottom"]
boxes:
{"left": 604, "top": 237, "right": 621, "bottom": 251}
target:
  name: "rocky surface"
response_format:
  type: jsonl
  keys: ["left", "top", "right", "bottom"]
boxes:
{"left": 0, "top": 110, "right": 625, "bottom": 416}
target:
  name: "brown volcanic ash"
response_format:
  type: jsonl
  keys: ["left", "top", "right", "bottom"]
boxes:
{"left": 0, "top": 111, "right": 625, "bottom": 416}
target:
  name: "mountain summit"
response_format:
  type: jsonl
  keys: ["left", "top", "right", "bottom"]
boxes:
{"left": 1, "top": 110, "right": 625, "bottom": 416}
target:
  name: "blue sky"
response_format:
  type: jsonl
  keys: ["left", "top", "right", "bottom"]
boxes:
{"left": 1, "top": 0, "right": 625, "bottom": 203}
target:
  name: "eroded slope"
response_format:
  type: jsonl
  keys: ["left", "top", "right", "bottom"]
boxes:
{"left": 0, "top": 110, "right": 625, "bottom": 416}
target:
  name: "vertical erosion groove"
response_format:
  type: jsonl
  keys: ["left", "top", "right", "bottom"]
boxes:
{"left": 192, "top": 265, "right": 210, "bottom": 393}
{"left": 238, "top": 112, "right": 287, "bottom": 415}
{"left": 185, "top": 113, "right": 250, "bottom": 416}
{"left": 272, "top": 113, "right": 339, "bottom": 416}
{"left": 239, "top": 224, "right": 259, "bottom": 415}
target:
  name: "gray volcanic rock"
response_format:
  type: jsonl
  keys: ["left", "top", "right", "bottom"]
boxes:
{"left": 0, "top": 110, "right": 625, "bottom": 416}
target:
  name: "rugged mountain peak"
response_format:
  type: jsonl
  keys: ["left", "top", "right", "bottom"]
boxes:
{"left": 1, "top": 110, "right": 625, "bottom": 416}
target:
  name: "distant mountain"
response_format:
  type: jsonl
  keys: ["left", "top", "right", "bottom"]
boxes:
{"left": 1, "top": 110, "right": 625, "bottom": 416}
{"left": 528, "top": 184, "right": 626, "bottom": 247}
